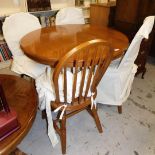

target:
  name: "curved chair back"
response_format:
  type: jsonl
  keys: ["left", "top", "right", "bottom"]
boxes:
{"left": 3, "top": 12, "right": 41, "bottom": 57}
{"left": 119, "top": 16, "right": 155, "bottom": 69}
{"left": 52, "top": 39, "right": 112, "bottom": 111}
{"left": 55, "top": 7, "right": 85, "bottom": 25}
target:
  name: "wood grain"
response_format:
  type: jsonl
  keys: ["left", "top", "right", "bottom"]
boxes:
{"left": 0, "top": 75, "right": 38, "bottom": 155}
{"left": 20, "top": 24, "right": 128, "bottom": 67}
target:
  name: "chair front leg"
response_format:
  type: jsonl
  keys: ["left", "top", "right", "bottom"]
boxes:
{"left": 60, "top": 115, "right": 67, "bottom": 154}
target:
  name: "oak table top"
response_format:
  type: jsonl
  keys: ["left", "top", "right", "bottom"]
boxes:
{"left": 0, "top": 75, "right": 38, "bottom": 155}
{"left": 20, "top": 24, "right": 129, "bottom": 67}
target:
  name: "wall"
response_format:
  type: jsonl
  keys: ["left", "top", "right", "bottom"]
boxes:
{"left": 50, "top": 0, "right": 75, "bottom": 10}
{"left": 0, "top": 0, "right": 21, "bottom": 8}
{"left": 0, "top": 0, "right": 14, "bottom": 8}
{"left": 0, "top": 0, "right": 27, "bottom": 12}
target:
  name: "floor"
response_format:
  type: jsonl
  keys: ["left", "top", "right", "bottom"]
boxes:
{"left": 0, "top": 59, "right": 155, "bottom": 155}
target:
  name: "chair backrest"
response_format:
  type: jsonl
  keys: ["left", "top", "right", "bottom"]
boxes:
{"left": 55, "top": 7, "right": 85, "bottom": 25}
{"left": 2, "top": 12, "right": 41, "bottom": 57}
{"left": 53, "top": 39, "right": 112, "bottom": 110}
{"left": 119, "top": 16, "right": 155, "bottom": 69}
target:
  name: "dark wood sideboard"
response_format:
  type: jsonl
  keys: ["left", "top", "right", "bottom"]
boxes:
{"left": 114, "top": 0, "right": 155, "bottom": 78}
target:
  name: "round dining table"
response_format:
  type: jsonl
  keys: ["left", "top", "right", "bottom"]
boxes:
{"left": 20, "top": 24, "right": 129, "bottom": 67}
{"left": 0, "top": 75, "right": 38, "bottom": 155}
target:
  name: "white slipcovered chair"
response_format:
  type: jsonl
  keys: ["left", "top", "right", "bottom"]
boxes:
{"left": 96, "top": 16, "right": 155, "bottom": 113}
{"left": 3, "top": 12, "right": 47, "bottom": 79}
{"left": 55, "top": 7, "right": 85, "bottom": 25}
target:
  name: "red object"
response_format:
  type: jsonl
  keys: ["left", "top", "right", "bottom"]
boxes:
{"left": 0, "top": 81, "right": 20, "bottom": 141}
{"left": 0, "top": 109, "right": 20, "bottom": 141}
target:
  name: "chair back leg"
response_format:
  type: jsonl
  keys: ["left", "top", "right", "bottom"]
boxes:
{"left": 117, "top": 105, "right": 122, "bottom": 114}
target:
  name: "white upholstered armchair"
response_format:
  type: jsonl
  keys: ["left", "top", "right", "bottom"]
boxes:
{"left": 96, "top": 16, "right": 155, "bottom": 113}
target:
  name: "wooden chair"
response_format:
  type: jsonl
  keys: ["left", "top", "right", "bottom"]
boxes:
{"left": 51, "top": 39, "right": 112, "bottom": 154}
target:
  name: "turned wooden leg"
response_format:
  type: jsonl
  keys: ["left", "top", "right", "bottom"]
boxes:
{"left": 117, "top": 105, "right": 122, "bottom": 114}
{"left": 60, "top": 116, "right": 66, "bottom": 154}
{"left": 87, "top": 106, "right": 103, "bottom": 133}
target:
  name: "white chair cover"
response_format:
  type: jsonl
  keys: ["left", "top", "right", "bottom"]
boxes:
{"left": 119, "top": 16, "right": 155, "bottom": 69}
{"left": 96, "top": 16, "right": 155, "bottom": 106}
{"left": 3, "top": 12, "right": 47, "bottom": 79}
{"left": 55, "top": 7, "right": 85, "bottom": 25}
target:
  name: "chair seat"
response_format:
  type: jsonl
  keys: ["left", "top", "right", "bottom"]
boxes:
{"left": 51, "top": 97, "right": 91, "bottom": 112}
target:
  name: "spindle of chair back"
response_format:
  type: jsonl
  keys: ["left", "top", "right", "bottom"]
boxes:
{"left": 53, "top": 39, "right": 112, "bottom": 111}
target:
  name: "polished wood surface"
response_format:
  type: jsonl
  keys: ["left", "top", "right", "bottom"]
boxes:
{"left": 20, "top": 24, "right": 128, "bottom": 67}
{"left": 52, "top": 39, "right": 112, "bottom": 154}
{"left": 0, "top": 75, "right": 38, "bottom": 155}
